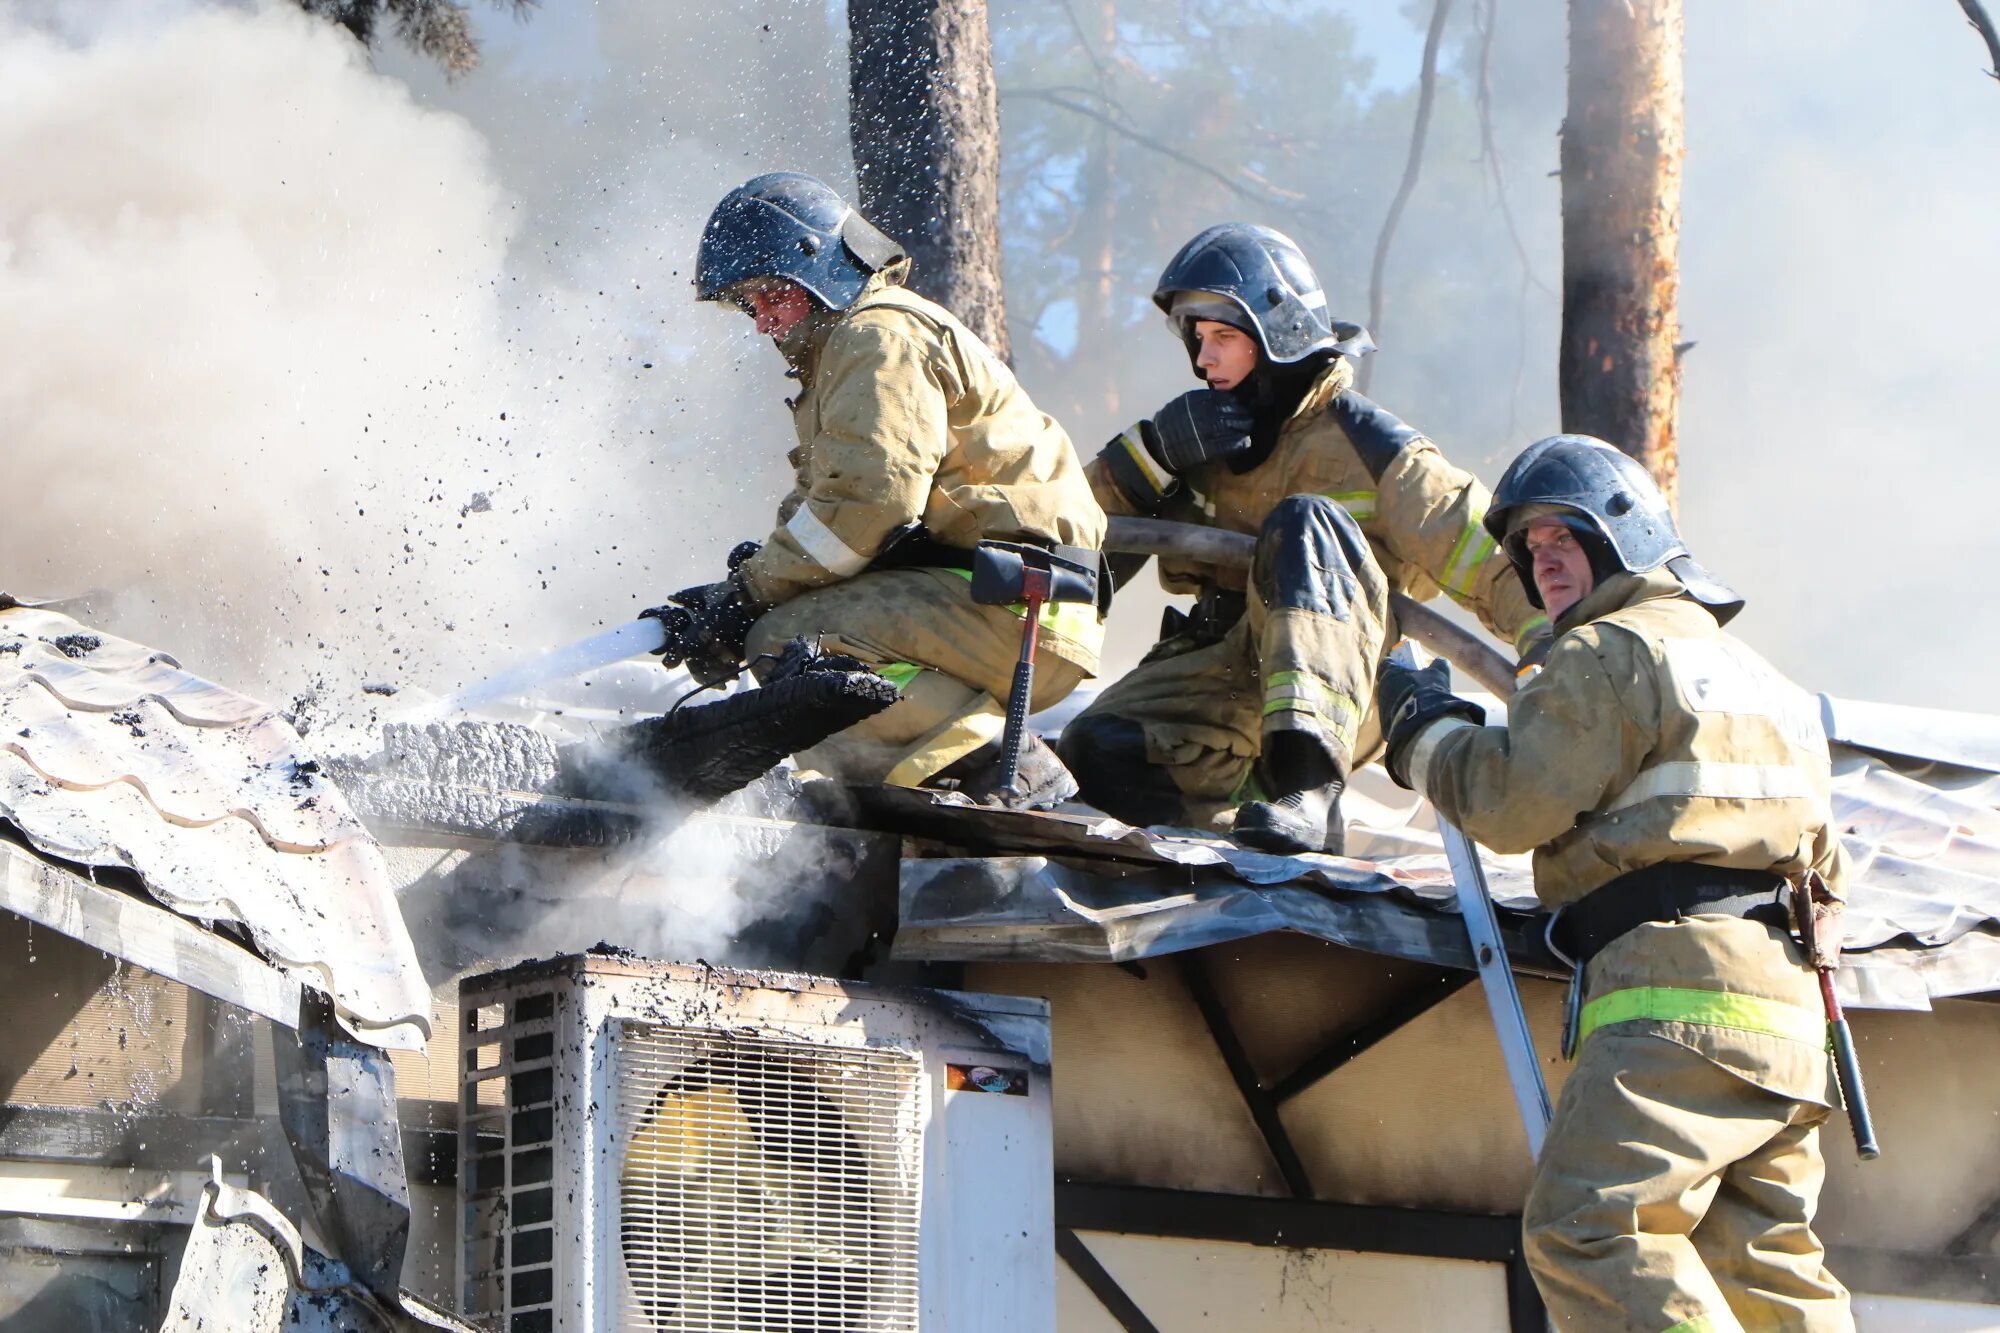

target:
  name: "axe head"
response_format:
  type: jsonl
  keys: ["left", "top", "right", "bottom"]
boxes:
{"left": 971, "top": 540, "right": 1101, "bottom": 607}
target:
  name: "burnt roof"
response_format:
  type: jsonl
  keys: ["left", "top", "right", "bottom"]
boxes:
{"left": 0, "top": 606, "right": 430, "bottom": 1047}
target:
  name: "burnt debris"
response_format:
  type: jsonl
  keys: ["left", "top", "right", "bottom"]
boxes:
{"left": 326, "top": 717, "right": 604, "bottom": 845}
{"left": 329, "top": 639, "right": 897, "bottom": 845}
{"left": 595, "top": 637, "right": 899, "bottom": 806}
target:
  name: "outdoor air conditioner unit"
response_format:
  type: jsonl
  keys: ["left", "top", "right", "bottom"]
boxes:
{"left": 457, "top": 954, "right": 1055, "bottom": 1333}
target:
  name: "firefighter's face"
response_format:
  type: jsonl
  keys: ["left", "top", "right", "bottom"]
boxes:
{"left": 735, "top": 279, "right": 815, "bottom": 339}
{"left": 1523, "top": 518, "right": 1595, "bottom": 619}
{"left": 1192, "top": 320, "right": 1259, "bottom": 392}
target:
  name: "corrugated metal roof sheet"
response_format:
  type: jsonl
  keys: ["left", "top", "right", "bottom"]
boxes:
{"left": 887, "top": 727, "right": 2000, "bottom": 1012}
{"left": 0, "top": 606, "right": 429, "bottom": 1049}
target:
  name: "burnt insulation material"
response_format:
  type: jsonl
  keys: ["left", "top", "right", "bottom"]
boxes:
{"left": 580, "top": 638, "right": 900, "bottom": 805}
{"left": 374, "top": 719, "right": 563, "bottom": 792}
{"left": 328, "top": 641, "right": 896, "bottom": 845}
{"left": 327, "top": 719, "right": 639, "bottom": 847}
{"left": 337, "top": 775, "right": 643, "bottom": 847}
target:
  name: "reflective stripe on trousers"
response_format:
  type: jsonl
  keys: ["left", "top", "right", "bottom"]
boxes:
{"left": 1261, "top": 668, "right": 1359, "bottom": 750}
{"left": 1578, "top": 986, "right": 1826, "bottom": 1049}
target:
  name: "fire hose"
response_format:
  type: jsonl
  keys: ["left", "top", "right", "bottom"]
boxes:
{"left": 1103, "top": 516, "right": 1521, "bottom": 699}
{"left": 436, "top": 517, "right": 1522, "bottom": 719}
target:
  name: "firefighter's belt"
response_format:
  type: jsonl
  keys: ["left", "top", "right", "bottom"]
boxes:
{"left": 872, "top": 524, "right": 1112, "bottom": 618}
{"left": 1552, "top": 863, "right": 1791, "bottom": 966}
{"left": 868, "top": 524, "right": 978, "bottom": 574}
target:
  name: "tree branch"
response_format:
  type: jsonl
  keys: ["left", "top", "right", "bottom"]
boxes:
{"left": 1957, "top": 0, "right": 2000, "bottom": 82}
{"left": 1362, "top": 0, "right": 1454, "bottom": 390}
{"left": 1475, "top": 0, "right": 1554, "bottom": 299}
{"left": 1005, "top": 86, "right": 1317, "bottom": 220}
{"left": 1475, "top": 0, "right": 1549, "bottom": 445}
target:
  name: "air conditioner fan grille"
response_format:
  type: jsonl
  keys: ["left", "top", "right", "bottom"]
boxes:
{"left": 615, "top": 1023, "right": 923, "bottom": 1332}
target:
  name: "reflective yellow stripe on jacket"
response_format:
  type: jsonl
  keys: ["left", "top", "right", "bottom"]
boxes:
{"left": 1439, "top": 514, "right": 1499, "bottom": 601}
{"left": 1325, "top": 489, "right": 1377, "bottom": 522}
{"left": 1578, "top": 986, "right": 1826, "bottom": 1049}
{"left": 1512, "top": 614, "right": 1550, "bottom": 654}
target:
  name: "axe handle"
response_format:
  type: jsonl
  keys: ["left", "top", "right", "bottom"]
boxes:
{"left": 1102, "top": 515, "right": 1520, "bottom": 699}
{"left": 993, "top": 597, "right": 1044, "bottom": 794}
{"left": 1820, "top": 968, "right": 1882, "bottom": 1160}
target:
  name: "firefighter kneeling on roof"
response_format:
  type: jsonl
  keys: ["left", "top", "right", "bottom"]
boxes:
{"left": 1379, "top": 434, "right": 1853, "bottom": 1332}
{"left": 642, "top": 172, "right": 1106, "bottom": 808}
{"left": 1058, "top": 223, "right": 1549, "bottom": 854}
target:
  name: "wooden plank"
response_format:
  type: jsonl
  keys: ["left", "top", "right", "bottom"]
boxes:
{"left": 0, "top": 840, "right": 300, "bottom": 1027}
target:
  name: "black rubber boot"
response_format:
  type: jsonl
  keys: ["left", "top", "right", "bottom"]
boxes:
{"left": 1055, "top": 712, "right": 1190, "bottom": 827}
{"left": 928, "top": 731, "right": 1079, "bottom": 811}
{"left": 1232, "top": 732, "right": 1347, "bottom": 855}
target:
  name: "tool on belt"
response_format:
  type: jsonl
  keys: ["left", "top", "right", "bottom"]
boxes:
{"left": 1544, "top": 862, "right": 1882, "bottom": 1162}
{"left": 1793, "top": 869, "right": 1881, "bottom": 1161}
{"left": 1547, "top": 865, "right": 1793, "bottom": 1061}
{"left": 968, "top": 541, "right": 1100, "bottom": 800}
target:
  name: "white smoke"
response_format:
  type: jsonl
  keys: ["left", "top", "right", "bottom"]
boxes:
{"left": 0, "top": 0, "right": 808, "bottom": 723}
{"left": 1675, "top": 2, "right": 2000, "bottom": 713}
{"left": 0, "top": 0, "right": 869, "bottom": 978}
{"left": 399, "top": 778, "right": 871, "bottom": 984}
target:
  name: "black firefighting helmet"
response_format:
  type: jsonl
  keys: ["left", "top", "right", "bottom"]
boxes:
{"left": 1152, "top": 223, "right": 1374, "bottom": 375}
{"left": 695, "top": 172, "right": 905, "bottom": 311}
{"left": 1486, "top": 434, "right": 1743, "bottom": 623}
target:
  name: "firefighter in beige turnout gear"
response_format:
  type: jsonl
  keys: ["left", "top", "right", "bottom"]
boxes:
{"left": 654, "top": 173, "right": 1106, "bottom": 802}
{"left": 1058, "top": 223, "right": 1547, "bottom": 853}
{"left": 1380, "top": 435, "right": 1852, "bottom": 1333}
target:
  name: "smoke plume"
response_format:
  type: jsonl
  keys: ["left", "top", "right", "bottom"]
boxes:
{"left": 9, "top": 1, "right": 1995, "bottom": 714}
{"left": 0, "top": 0, "right": 823, "bottom": 724}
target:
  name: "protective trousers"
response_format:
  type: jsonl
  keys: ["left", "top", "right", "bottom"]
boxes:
{"left": 742, "top": 567, "right": 1092, "bottom": 786}
{"left": 1524, "top": 1029, "right": 1852, "bottom": 1333}
{"left": 1065, "top": 495, "right": 1389, "bottom": 824}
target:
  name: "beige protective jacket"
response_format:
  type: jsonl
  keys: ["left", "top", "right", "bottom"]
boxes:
{"left": 1415, "top": 567, "right": 1846, "bottom": 1103}
{"left": 1085, "top": 357, "right": 1547, "bottom": 656}
{"left": 738, "top": 267, "right": 1106, "bottom": 622}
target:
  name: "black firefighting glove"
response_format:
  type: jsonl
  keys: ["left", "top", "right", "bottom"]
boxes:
{"left": 641, "top": 541, "right": 766, "bottom": 685}
{"left": 1097, "top": 389, "right": 1253, "bottom": 512}
{"left": 1377, "top": 656, "right": 1485, "bottom": 790}
{"left": 1151, "top": 389, "right": 1254, "bottom": 471}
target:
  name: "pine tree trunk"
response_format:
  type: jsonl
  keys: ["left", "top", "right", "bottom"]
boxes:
{"left": 849, "top": 0, "right": 1011, "bottom": 361}
{"left": 1560, "top": 0, "right": 1684, "bottom": 508}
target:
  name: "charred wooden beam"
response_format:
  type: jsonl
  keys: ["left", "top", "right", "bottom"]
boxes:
{"left": 1179, "top": 952, "right": 1314, "bottom": 1198}
{"left": 1055, "top": 1228, "right": 1162, "bottom": 1332}
{"left": 1268, "top": 969, "right": 1474, "bottom": 1104}
{"left": 1055, "top": 1181, "right": 1524, "bottom": 1264}
{"left": 1508, "top": 1253, "right": 1551, "bottom": 1332}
